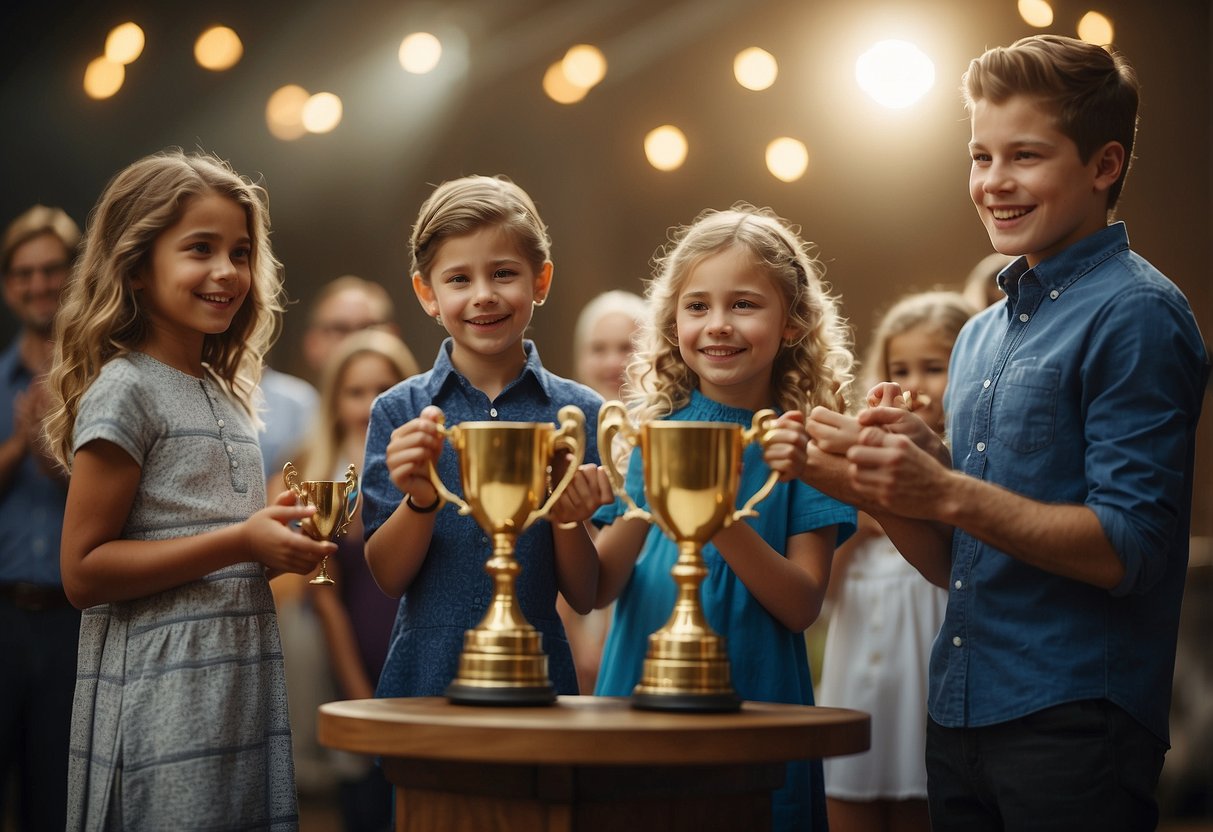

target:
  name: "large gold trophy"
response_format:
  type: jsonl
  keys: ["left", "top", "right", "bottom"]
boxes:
{"left": 599, "top": 401, "right": 779, "bottom": 712}
{"left": 283, "top": 462, "right": 361, "bottom": 586}
{"left": 428, "top": 405, "right": 586, "bottom": 705}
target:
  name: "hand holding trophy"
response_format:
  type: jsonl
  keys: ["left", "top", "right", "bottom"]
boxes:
{"left": 283, "top": 462, "right": 361, "bottom": 586}
{"left": 429, "top": 405, "right": 586, "bottom": 705}
{"left": 598, "top": 400, "right": 779, "bottom": 712}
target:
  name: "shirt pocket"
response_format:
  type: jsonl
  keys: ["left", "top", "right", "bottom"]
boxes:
{"left": 993, "top": 364, "right": 1059, "bottom": 454}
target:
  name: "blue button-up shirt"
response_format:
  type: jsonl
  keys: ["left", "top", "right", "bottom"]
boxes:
{"left": 363, "top": 338, "right": 603, "bottom": 697}
{"left": 938, "top": 223, "right": 1208, "bottom": 744}
{"left": 0, "top": 339, "right": 68, "bottom": 585}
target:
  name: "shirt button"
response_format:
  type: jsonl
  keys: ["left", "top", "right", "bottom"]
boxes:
{"left": 217, "top": 419, "right": 225, "bottom": 428}
{"left": 954, "top": 580, "right": 963, "bottom": 590}
{"left": 953, "top": 636, "right": 963, "bottom": 647}
{"left": 1018, "top": 313, "right": 1030, "bottom": 323}
{"left": 489, "top": 408, "right": 498, "bottom": 418}
{"left": 1049, "top": 290, "right": 1060, "bottom": 300}
{"left": 231, "top": 460, "right": 239, "bottom": 469}
{"left": 226, "top": 445, "right": 234, "bottom": 453}
{"left": 982, "top": 379, "right": 991, "bottom": 389}
{"left": 976, "top": 441, "right": 986, "bottom": 452}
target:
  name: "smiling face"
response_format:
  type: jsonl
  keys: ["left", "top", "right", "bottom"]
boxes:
{"left": 3, "top": 232, "right": 71, "bottom": 335}
{"left": 136, "top": 191, "right": 251, "bottom": 370}
{"left": 577, "top": 310, "right": 640, "bottom": 400}
{"left": 886, "top": 324, "right": 953, "bottom": 434}
{"left": 412, "top": 224, "right": 552, "bottom": 376}
{"left": 674, "top": 245, "right": 794, "bottom": 411}
{"left": 336, "top": 351, "right": 401, "bottom": 440}
{"left": 968, "top": 94, "right": 1122, "bottom": 267}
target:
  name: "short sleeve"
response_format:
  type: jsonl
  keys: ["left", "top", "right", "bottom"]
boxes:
{"left": 73, "top": 361, "right": 158, "bottom": 466}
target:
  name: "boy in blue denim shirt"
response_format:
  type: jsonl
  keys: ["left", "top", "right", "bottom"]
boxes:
{"left": 805, "top": 35, "right": 1208, "bottom": 830}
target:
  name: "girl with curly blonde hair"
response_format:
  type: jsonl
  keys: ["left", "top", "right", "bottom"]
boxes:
{"left": 43, "top": 149, "right": 334, "bottom": 829}
{"left": 591, "top": 205, "right": 858, "bottom": 832}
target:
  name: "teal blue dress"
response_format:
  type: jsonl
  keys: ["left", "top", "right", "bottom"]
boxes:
{"left": 593, "top": 390, "right": 856, "bottom": 832}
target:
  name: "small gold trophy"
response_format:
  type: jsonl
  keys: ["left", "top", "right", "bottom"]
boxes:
{"left": 429, "top": 405, "right": 586, "bottom": 705}
{"left": 283, "top": 462, "right": 361, "bottom": 586}
{"left": 599, "top": 401, "right": 779, "bottom": 712}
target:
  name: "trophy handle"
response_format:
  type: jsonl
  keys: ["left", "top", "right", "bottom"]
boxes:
{"left": 427, "top": 417, "right": 471, "bottom": 516}
{"left": 282, "top": 461, "right": 303, "bottom": 499}
{"left": 731, "top": 408, "right": 780, "bottom": 523}
{"left": 335, "top": 464, "right": 361, "bottom": 538}
{"left": 597, "top": 401, "right": 651, "bottom": 523}
{"left": 527, "top": 405, "right": 587, "bottom": 528}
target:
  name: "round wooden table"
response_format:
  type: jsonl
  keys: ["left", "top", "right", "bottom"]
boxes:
{"left": 318, "top": 696, "right": 869, "bottom": 832}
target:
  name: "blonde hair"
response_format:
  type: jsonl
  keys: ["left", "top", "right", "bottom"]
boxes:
{"left": 296, "top": 329, "right": 420, "bottom": 482}
{"left": 574, "top": 290, "right": 646, "bottom": 360}
{"left": 2, "top": 205, "right": 81, "bottom": 274}
{"left": 44, "top": 149, "right": 284, "bottom": 470}
{"left": 410, "top": 175, "right": 550, "bottom": 281}
{"left": 626, "top": 205, "right": 853, "bottom": 422}
{"left": 863, "top": 291, "right": 975, "bottom": 390}
{"left": 962, "top": 34, "right": 1139, "bottom": 209}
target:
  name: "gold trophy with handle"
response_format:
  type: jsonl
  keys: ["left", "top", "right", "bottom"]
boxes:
{"left": 599, "top": 401, "right": 779, "bottom": 712}
{"left": 428, "top": 405, "right": 586, "bottom": 705}
{"left": 282, "top": 462, "right": 360, "bottom": 586}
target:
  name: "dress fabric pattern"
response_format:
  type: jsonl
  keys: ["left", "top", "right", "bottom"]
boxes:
{"left": 592, "top": 390, "right": 856, "bottom": 832}
{"left": 66, "top": 353, "right": 297, "bottom": 831}
{"left": 818, "top": 534, "right": 947, "bottom": 799}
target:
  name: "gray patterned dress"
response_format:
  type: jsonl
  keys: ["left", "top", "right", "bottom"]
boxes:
{"left": 66, "top": 353, "right": 297, "bottom": 831}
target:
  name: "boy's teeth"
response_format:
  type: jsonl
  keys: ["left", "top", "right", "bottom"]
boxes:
{"left": 992, "top": 207, "right": 1029, "bottom": 220}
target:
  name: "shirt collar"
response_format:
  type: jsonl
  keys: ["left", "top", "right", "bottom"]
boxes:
{"left": 421, "top": 338, "right": 552, "bottom": 400}
{"left": 998, "top": 222, "right": 1130, "bottom": 309}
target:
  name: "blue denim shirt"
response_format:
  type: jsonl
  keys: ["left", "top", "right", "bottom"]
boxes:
{"left": 939, "top": 223, "right": 1208, "bottom": 744}
{"left": 0, "top": 339, "right": 68, "bottom": 585}
{"left": 363, "top": 338, "right": 603, "bottom": 697}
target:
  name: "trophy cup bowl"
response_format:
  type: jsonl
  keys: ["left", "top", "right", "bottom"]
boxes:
{"left": 429, "top": 405, "right": 586, "bottom": 706}
{"left": 283, "top": 462, "right": 360, "bottom": 586}
{"left": 599, "top": 401, "right": 779, "bottom": 712}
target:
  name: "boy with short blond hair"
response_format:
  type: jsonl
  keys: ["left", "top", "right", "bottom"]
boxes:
{"left": 832, "top": 34, "right": 1208, "bottom": 830}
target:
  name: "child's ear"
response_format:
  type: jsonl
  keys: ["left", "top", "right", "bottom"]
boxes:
{"left": 782, "top": 324, "right": 803, "bottom": 346}
{"left": 412, "top": 272, "right": 439, "bottom": 318}
{"left": 533, "top": 262, "right": 553, "bottom": 306}
{"left": 1091, "top": 140, "right": 1126, "bottom": 193}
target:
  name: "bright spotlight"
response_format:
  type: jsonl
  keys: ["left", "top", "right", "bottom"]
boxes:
{"left": 855, "top": 39, "right": 935, "bottom": 109}
{"left": 266, "top": 84, "right": 310, "bottom": 141}
{"left": 1017, "top": 0, "right": 1054, "bottom": 27}
{"left": 644, "top": 125, "right": 688, "bottom": 172}
{"left": 195, "top": 26, "right": 243, "bottom": 71}
{"left": 765, "top": 138, "right": 808, "bottom": 183}
{"left": 734, "top": 47, "right": 778, "bottom": 91}
{"left": 302, "top": 92, "right": 343, "bottom": 134}
{"left": 562, "top": 44, "right": 606, "bottom": 89}
{"left": 105, "top": 22, "right": 145, "bottom": 65}
{"left": 543, "top": 61, "right": 588, "bottom": 104}
{"left": 1077, "top": 11, "right": 1114, "bottom": 46}
{"left": 83, "top": 56, "right": 125, "bottom": 99}
{"left": 399, "top": 32, "right": 442, "bottom": 74}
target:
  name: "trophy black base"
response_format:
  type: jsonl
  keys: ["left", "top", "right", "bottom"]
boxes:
{"left": 631, "top": 690, "right": 742, "bottom": 713}
{"left": 445, "top": 681, "right": 557, "bottom": 707}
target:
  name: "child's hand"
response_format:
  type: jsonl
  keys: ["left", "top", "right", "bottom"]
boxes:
{"left": 243, "top": 490, "right": 337, "bottom": 575}
{"left": 807, "top": 407, "right": 862, "bottom": 455}
{"left": 762, "top": 412, "right": 808, "bottom": 482}
{"left": 385, "top": 405, "right": 444, "bottom": 505}
{"left": 865, "top": 382, "right": 931, "bottom": 413}
{"left": 548, "top": 463, "right": 614, "bottom": 527}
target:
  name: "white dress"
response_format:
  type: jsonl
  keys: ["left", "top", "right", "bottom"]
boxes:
{"left": 817, "top": 534, "right": 946, "bottom": 800}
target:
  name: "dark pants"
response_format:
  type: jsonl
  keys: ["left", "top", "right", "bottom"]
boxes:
{"left": 926, "top": 700, "right": 1166, "bottom": 832}
{"left": 0, "top": 599, "right": 80, "bottom": 832}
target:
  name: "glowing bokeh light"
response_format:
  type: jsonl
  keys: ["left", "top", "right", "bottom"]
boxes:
{"left": 105, "top": 22, "right": 145, "bottom": 65}
{"left": 734, "top": 47, "right": 778, "bottom": 91}
{"left": 542, "top": 61, "right": 588, "bottom": 104}
{"left": 399, "top": 32, "right": 442, "bottom": 74}
{"left": 1017, "top": 0, "right": 1054, "bottom": 27}
{"left": 562, "top": 44, "right": 607, "bottom": 89}
{"left": 302, "top": 92, "right": 343, "bottom": 134}
{"left": 266, "top": 84, "right": 310, "bottom": 141}
{"left": 83, "top": 56, "right": 125, "bottom": 99}
{"left": 644, "top": 125, "right": 688, "bottom": 172}
{"left": 1077, "top": 11, "right": 1114, "bottom": 46}
{"left": 855, "top": 39, "right": 936, "bottom": 109}
{"left": 195, "top": 26, "right": 243, "bottom": 71}
{"left": 765, "top": 138, "right": 809, "bottom": 182}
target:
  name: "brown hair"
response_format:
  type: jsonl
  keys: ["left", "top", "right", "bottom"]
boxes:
{"left": 2, "top": 205, "right": 81, "bottom": 274}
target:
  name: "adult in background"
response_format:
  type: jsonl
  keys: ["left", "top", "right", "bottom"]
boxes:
{"left": 0, "top": 205, "right": 81, "bottom": 831}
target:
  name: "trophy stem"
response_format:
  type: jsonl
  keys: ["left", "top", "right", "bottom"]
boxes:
{"left": 632, "top": 540, "right": 740, "bottom": 712}
{"left": 445, "top": 531, "right": 556, "bottom": 706}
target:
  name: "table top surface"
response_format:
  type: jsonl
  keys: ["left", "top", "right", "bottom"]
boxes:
{"left": 318, "top": 696, "right": 870, "bottom": 765}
